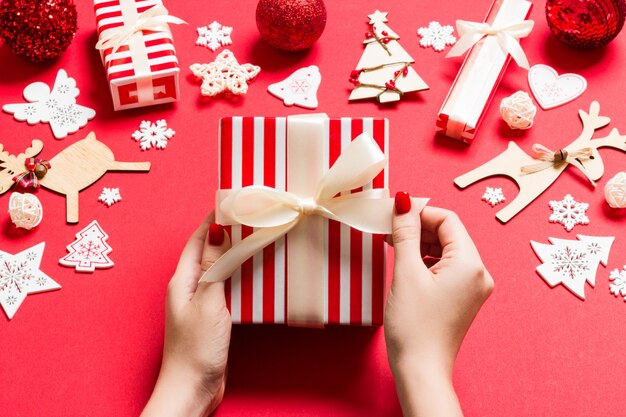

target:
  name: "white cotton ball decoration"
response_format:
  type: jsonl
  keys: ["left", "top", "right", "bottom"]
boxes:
{"left": 8, "top": 192, "right": 43, "bottom": 230}
{"left": 500, "top": 91, "right": 537, "bottom": 130}
{"left": 604, "top": 172, "right": 626, "bottom": 208}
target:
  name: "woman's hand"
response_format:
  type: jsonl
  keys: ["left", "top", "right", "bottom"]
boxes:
{"left": 142, "top": 214, "right": 231, "bottom": 417}
{"left": 385, "top": 192, "right": 494, "bottom": 417}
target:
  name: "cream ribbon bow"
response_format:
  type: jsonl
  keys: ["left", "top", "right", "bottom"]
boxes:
{"left": 199, "top": 132, "right": 428, "bottom": 284}
{"left": 446, "top": 20, "right": 534, "bottom": 69}
{"left": 95, "top": 5, "right": 186, "bottom": 54}
{"left": 521, "top": 144, "right": 597, "bottom": 186}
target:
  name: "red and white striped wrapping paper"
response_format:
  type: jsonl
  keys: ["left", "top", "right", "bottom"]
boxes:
{"left": 218, "top": 117, "right": 389, "bottom": 325}
{"left": 436, "top": 0, "right": 533, "bottom": 144}
{"left": 94, "top": 0, "right": 180, "bottom": 110}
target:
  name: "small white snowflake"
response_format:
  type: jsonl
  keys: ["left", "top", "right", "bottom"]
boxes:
{"left": 610, "top": 266, "right": 626, "bottom": 301}
{"left": 196, "top": 21, "right": 233, "bottom": 52}
{"left": 549, "top": 194, "right": 589, "bottom": 231}
{"left": 482, "top": 187, "right": 505, "bottom": 206}
{"left": 132, "top": 120, "right": 175, "bottom": 150}
{"left": 98, "top": 188, "right": 121, "bottom": 207}
{"left": 417, "top": 21, "right": 456, "bottom": 52}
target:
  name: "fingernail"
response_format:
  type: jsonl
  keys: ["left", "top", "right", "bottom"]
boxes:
{"left": 395, "top": 191, "right": 411, "bottom": 215}
{"left": 208, "top": 223, "right": 225, "bottom": 246}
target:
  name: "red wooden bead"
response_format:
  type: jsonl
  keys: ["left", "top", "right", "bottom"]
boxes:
{"left": 385, "top": 80, "right": 395, "bottom": 89}
{"left": 381, "top": 30, "right": 388, "bottom": 36}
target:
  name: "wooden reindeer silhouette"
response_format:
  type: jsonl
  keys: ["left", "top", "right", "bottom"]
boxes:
{"left": 455, "top": 101, "right": 626, "bottom": 223}
{"left": 0, "top": 132, "right": 150, "bottom": 223}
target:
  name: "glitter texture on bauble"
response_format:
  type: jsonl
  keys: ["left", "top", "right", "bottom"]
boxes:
{"left": 256, "top": 0, "right": 327, "bottom": 51}
{"left": 0, "top": 0, "right": 78, "bottom": 63}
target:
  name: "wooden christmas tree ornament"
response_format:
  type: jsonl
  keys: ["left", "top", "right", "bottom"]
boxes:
{"left": 0, "top": 132, "right": 150, "bottom": 223}
{"left": 455, "top": 101, "right": 626, "bottom": 223}
{"left": 349, "top": 10, "right": 428, "bottom": 103}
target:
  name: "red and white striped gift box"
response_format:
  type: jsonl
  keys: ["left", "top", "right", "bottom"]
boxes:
{"left": 218, "top": 117, "right": 389, "bottom": 325}
{"left": 94, "top": 0, "right": 180, "bottom": 111}
{"left": 436, "top": 0, "right": 533, "bottom": 144}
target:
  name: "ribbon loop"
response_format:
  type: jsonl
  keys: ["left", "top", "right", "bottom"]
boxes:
{"left": 446, "top": 19, "right": 534, "bottom": 69}
{"left": 12, "top": 158, "right": 51, "bottom": 189}
{"left": 521, "top": 144, "right": 596, "bottom": 186}
{"left": 95, "top": 5, "right": 186, "bottom": 55}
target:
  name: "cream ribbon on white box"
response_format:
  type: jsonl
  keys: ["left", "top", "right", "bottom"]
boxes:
{"left": 446, "top": 19, "right": 534, "bottom": 69}
{"left": 95, "top": 3, "right": 186, "bottom": 105}
{"left": 199, "top": 116, "right": 428, "bottom": 326}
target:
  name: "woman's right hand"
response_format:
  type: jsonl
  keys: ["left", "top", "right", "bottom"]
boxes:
{"left": 384, "top": 193, "right": 494, "bottom": 417}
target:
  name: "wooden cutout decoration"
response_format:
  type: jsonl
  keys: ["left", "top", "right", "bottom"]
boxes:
{"left": 2, "top": 69, "right": 96, "bottom": 139}
{"left": 531, "top": 235, "right": 614, "bottom": 300}
{"left": 528, "top": 64, "right": 587, "bottom": 110}
{"left": 455, "top": 101, "right": 626, "bottom": 223}
{"left": 0, "top": 132, "right": 150, "bottom": 223}
{"left": 268, "top": 65, "right": 321, "bottom": 109}
{"left": 59, "top": 220, "right": 114, "bottom": 272}
{"left": 0, "top": 242, "right": 60, "bottom": 320}
{"left": 349, "top": 10, "right": 428, "bottom": 103}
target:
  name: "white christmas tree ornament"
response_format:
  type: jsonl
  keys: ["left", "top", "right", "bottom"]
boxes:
{"left": 2, "top": 69, "right": 96, "bottom": 139}
{"left": 417, "top": 21, "right": 456, "bottom": 52}
{"left": 0, "top": 242, "right": 60, "bottom": 320}
{"left": 349, "top": 10, "right": 429, "bottom": 103}
{"left": 98, "top": 188, "right": 121, "bottom": 206}
{"left": 132, "top": 120, "right": 175, "bottom": 150}
{"left": 549, "top": 194, "right": 589, "bottom": 231}
{"left": 196, "top": 21, "right": 233, "bottom": 52}
{"left": 268, "top": 65, "right": 321, "bottom": 109}
{"left": 59, "top": 220, "right": 114, "bottom": 273}
{"left": 531, "top": 235, "right": 614, "bottom": 299}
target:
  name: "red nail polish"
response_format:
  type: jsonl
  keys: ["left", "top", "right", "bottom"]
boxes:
{"left": 208, "top": 223, "right": 225, "bottom": 246}
{"left": 395, "top": 191, "right": 411, "bottom": 215}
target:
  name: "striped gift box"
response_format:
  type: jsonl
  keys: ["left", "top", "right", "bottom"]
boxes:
{"left": 436, "top": 0, "right": 532, "bottom": 144}
{"left": 218, "top": 117, "right": 389, "bottom": 325}
{"left": 94, "top": 0, "right": 180, "bottom": 110}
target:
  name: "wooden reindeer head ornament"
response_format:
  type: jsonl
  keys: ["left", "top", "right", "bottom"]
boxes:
{"left": 0, "top": 132, "right": 150, "bottom": 223}
{"left": 455, "top": 101, "right": 626, "bottom": 223}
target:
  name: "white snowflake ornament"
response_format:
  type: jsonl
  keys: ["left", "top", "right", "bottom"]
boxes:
{"left": 0, "top": 242, "right": 60, "bottom": 320}
{"left": 531, "top": 235, "right": 614, "bottom": 299}
{"left": 268, "top": 65, "right": 321, "bottom": 109}
{"left": 482, "top": 187, "right": 505, "bottom": 206}
{"left": 132, "top": 120, "right": 175, "bottom": 150}
{"left": 59, "top": 220, "right": 113, "bottom": 273}
{"left": 196, "top": 21, "right": 233, "bottom": 52}
{"left": 417, "top": 21, "right": 456, "bottom": 52}
{"left": 549, "top": 194, "right": 589, "bottom": 231}
{"left": 609, "top": 266, "right": 626, "bottom": 301}
{"left": 2, "top": 69, "right": 96, "bottom": 139}
{"left": 98, "top": 188, "right": 121, "bottom": 206}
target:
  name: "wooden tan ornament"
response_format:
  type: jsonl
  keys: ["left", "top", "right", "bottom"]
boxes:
{"left": 455, "top": 101, "right": 626, "bottom": 223}
{"left": 349, "top": 11, "right": 428, "bottom": 103}
{"left": 0, "top": 132, "right": 150, "bottom": 223}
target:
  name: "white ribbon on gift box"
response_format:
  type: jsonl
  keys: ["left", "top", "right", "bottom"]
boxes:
{"left": 446, "top": 20, "right": 534, "bottom": 69}
{"left": 199, "top": 116, "right": 428, "bottom": 326}
{"left": 95, "top": 3, "right": 186, "bottom": 105}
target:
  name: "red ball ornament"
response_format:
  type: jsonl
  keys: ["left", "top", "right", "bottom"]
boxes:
{"left": 256, "top": 0, "right": 327, "bottom": 51}
{"left": 0, "top": 0, "right": 78, "bottom": 63}
{"left": 546, "top": 0, "right": 626, "bottom": 49}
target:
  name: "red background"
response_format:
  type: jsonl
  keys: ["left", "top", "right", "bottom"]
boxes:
{"left": 1, "top": 0, "right": 626, "bottom": 416}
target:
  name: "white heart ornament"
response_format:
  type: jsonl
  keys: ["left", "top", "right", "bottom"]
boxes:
{"left": 528, "top": 64, "right": 587, "bottom": 110}
{"left": 268, "top": 65, "right": 321, "bottom": 109}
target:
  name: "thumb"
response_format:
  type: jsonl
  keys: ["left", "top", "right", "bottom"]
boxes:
{"left": 391, "top": 192, "right": 429, "bottom": 274}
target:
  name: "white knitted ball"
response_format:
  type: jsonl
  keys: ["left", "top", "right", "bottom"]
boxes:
{"left": 8, "top": 192, "right": 43, "bottom": 230}
{"left": 605, "top": 172, "right": 626, "bottom": 208}
{"left": 500, "top": 91, "right": 537, "bottom": 130}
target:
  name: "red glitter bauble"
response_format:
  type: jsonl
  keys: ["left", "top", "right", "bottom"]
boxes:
{"left": 546, "top": 0, "right": 626, "bottom": 49}
{"left": 256, "top": 0, "right": 326, "bottom": 51}
{"left": 0, "top": 0, "right": 78, "bottom": 63}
